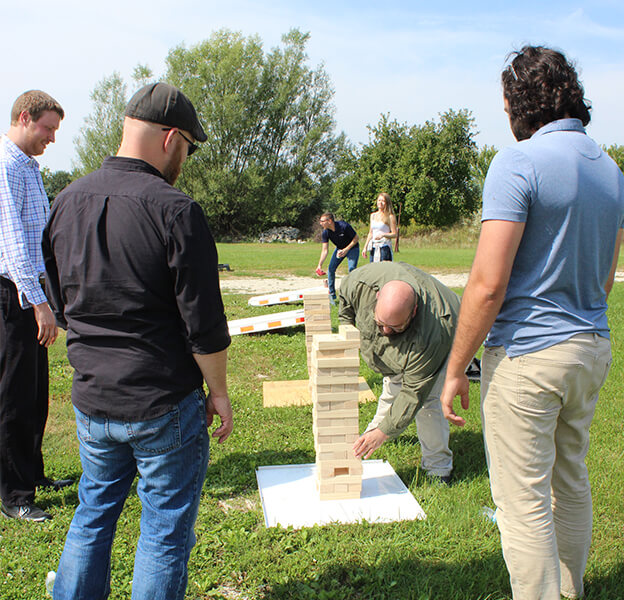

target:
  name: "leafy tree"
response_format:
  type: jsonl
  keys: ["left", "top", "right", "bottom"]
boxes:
{"left": 333, "top": 110, "right": 479, "bottom": 227}
{"left": 73, "top": 66, "right": 154, "bottom": 176}
{"left": 73, "top": 72, "right": 127, "bottom": 176}
{"left": 166, "top": 29, "right": 344, "bottom": 237}
{"left": 40, "top": 168, "right": 73, "bottom": 204}
{"left": 472, "top": 144, "right": 498, "bottom": 193}
{"left": 604, "top": 144, "right": 624, "bottom": 173}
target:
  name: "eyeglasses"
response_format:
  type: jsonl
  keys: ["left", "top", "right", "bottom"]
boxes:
{"left": 162, "top": 128, "right": 198, "bottom": 156}
{"left": 373, "top": 306, "right": 415, "bottom": 335}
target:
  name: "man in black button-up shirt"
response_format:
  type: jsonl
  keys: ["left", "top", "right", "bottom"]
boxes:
{"left": 43, "top": 83, "right": 232, "bottom": 600}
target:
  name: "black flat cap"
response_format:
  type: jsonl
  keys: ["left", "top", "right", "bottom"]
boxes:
{"left": 125, "top": 82, "right": 207, "bottom": 142}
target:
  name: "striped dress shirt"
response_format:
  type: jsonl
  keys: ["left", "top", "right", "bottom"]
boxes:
{"left": 0, "top": 135, "right": 48, "bottom": 308}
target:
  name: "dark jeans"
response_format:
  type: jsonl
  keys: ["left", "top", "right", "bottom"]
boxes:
{"left": 328, "top": 245, "right": 359, "bottom": 299}
{"left": 369, "top": 245, "right": 393, "bottom": 262}
{"left": 0, "top": 277, "right": 48, "bottom": 505}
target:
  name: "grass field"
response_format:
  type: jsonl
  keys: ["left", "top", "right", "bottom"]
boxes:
{"left": 0, "top": 243, "right": 622, "bottom": 600}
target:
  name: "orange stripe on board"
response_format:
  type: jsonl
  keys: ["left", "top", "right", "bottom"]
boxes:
{"left": 296, "top": 317, "right": 305, "bottom": 323}
{"left": 259, "top": 300, "right": 269, "bottom": 305}
{"left": 241, "top": 326, "right": 254, "bottom": 332}
{"left": 279, "top": 296, "right": 289, "bottom": 301}
{"left": 268, "top": 321, "right": 282, "bottom": 328}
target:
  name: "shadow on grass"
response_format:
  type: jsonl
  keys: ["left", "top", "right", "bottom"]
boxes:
{"left": 393, "top": 428, "right": 488, "bottom": 486}
{"left": 204, "top": 450, "right": 315, "bottom": 498}
{"left": 585, "top": 561, "right": 624, "bottom": 599}
{"left": 260, "top": 554, "right": 512, "bottom": 600}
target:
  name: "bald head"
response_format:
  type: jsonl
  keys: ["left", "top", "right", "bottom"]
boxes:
{"left": 375, "top": 280, "right": 417, "bottom": 335}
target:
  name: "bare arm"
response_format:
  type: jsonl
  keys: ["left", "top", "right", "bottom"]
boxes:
{"left": 193, "top": 349, "right": 233, "bottom": 443}
{"left": 317, "top": 242, "right": 329, "bottom": 269}
{"left": 384, "top": 214, "right": 398, "bottom": 239}
{"left": 605, "top": 229, "right": 623, "bottom": 299}
{"left": 440, "top": 220, "right": 525, "bottom": 426}
{"left": 362, "top": 216, "right": 374, "bottom": 257}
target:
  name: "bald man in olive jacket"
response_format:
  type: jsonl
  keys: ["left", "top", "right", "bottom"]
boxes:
{"left": 338, "top": 262, "right": 458, "bottom": 482}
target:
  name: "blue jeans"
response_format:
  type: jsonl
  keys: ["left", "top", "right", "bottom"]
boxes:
{"left": 328, "top": 244, "right": 359, "bottom": 299}
{"left": 53, "top": 389, "right": 210, "bottom": 600}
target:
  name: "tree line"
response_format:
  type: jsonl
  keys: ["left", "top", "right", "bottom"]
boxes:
{"left": 42, "top": 28, "right": 624, "bottom": 239}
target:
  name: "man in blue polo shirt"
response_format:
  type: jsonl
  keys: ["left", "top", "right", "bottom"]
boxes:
{"left": 441, "top": 46, "right": 624, "bottom": 599}
{"left": 316, "top": 212, "right": 359, "bottom": 303}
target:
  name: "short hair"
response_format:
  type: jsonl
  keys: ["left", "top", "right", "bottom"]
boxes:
{"left": 320, "top": 212, "right": 335, "bottom": 222}
{"left": 11, "top": 90, "right": 65, "bottom": 125}
{"left": 502, "top": 46, "right": 590, "bottom": 140}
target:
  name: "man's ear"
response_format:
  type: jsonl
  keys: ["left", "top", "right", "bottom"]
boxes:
{"left": 162, "top": 128, "right": 178, "bottom": 153}
{"left": 19, "top": 111, "right": 32, "bottom": 127}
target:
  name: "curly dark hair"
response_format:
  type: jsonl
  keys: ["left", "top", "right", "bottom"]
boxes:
{"left": 501, "top": 46, "right": 591, "bottom": 140}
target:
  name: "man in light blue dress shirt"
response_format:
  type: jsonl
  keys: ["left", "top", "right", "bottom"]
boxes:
{"left": 0, "top": 90, "right": 71, "bottom": 522}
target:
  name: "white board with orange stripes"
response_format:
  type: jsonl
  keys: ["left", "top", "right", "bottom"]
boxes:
{"left": 228, "top": 309, "right": 305, "bottom": 336}
{"left": 247, "top": 286, "right": 327, "bottom": 307}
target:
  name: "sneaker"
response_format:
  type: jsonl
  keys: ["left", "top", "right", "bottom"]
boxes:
{"left": 329, "top": 296, "right": 337, "bottom": 306}
{"left": 36, "top": 477, "right": 74, "bottom": 491}
{"left": 1, "top": 502, "right": 52, "bottom": 522}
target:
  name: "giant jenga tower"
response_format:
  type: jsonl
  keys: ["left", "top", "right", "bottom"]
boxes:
{"left": 311, "top": 324, "right": 363, "bottom": 500}
{"left": 303, "top": 291, "right": 332, "bottom": 377}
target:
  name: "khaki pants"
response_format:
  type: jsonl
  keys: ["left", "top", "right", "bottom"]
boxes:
{"left": 481, "top": 334, "right": 612, "bottom": 600}
{"left": 365, "top": 367, "right": 453, "bottom": 477}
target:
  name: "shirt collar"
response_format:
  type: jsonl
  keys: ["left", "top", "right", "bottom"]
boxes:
{"left": 1, "top": 134, "right": 40, "bottom": 168}
{"left": 531, "top": 118, "right": 586, "bottom": 139}
{"left": 102, "top": 156, "right": 167, "bottom": 180}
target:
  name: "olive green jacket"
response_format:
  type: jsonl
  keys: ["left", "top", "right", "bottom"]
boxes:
{"left": 338, "top": 262, "right": 460, "bottom": 438}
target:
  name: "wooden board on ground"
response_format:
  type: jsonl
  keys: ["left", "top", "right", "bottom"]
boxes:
{"left": 263, "top": 377, "right": 376, "bottom": 407}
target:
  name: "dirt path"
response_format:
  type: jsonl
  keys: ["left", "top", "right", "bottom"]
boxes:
{"left": 220, "top": 272, "right": 470, "bottom": 295}
{"left": 220, "top": 271, "right": 624, "bottom": 296}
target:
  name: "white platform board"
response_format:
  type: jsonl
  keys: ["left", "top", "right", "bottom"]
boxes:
{"left": 256, "top": 460, "right": 426, "bottom": 528}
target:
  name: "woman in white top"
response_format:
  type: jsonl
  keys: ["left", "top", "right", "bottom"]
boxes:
{"left": 362, "top": 192, "right": 398, "bottom": 262}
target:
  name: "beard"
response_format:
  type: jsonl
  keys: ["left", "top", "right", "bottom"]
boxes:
{"left": 162, "top": 143, "right": 186, "bottom": 185}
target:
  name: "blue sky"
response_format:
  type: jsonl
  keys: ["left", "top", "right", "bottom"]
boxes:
{"left": 2, "top": 0, "right": 623, "bottom": 171}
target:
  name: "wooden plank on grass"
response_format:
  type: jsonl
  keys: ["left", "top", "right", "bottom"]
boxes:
{"left": 263, "top": 377, "right": 376, "bottom": 407}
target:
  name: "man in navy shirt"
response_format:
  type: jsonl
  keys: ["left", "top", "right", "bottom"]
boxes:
{"left": 316, "top": 212, "right": 359, "bottom": 302}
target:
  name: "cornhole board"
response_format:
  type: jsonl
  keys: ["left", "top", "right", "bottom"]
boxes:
{"left": 256, "top": 460, "right": 426, "bottom": 528}
{"left": 263, "top": 377, "right": 376, "bottom": 407}
{"left": 228, "top": 309, "right": 305, "bottom": 336}
{"left": 248, "top": 286, "right": 328, "bottom": 306}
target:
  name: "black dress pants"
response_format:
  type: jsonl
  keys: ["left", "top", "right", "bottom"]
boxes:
{"left": 0, "top": 277, "right": 48, "bottom": 505}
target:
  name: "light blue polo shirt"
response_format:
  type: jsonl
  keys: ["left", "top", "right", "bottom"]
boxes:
{"left": 482, "top": 118, "right": 624, "bottom": 357}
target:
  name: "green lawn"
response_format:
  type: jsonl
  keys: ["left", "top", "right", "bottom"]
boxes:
{"left": 1, "top": 246, "right": 622, "bottom": 600}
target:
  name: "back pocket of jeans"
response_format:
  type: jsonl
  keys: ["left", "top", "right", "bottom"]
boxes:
{"left": 127, "top": 407, "right": 181, "bottom": 454}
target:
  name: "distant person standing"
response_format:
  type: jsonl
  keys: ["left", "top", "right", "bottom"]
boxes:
{"left": 316, "top": 212, "right": 359, "bottom": 303}
{"left": 441, "top": 46, "right": 624, "bottom": 599}
{"left": 0, "top": 90, "right": 72, "bottom": 523}
{"left": 362, "top": 192, "right": 397, "bottom": 262}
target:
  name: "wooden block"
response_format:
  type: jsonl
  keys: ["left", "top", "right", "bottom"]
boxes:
{"left": 339, "top": 324, "right": 360, "bottom": 340}
{"left": 263, "top": 379, "right": 375, "bottom": 407}
{"left": 312, "top": 407, "right": 359, "bottom": 420}
{"left": 315, "top": 356, "right": 360, "bottom": 369}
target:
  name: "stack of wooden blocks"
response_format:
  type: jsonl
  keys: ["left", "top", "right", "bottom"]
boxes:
{"left": 311, "top": 324, "right": 363, "bottom": 500}
{"left": 303, "top": 290, "right": 332, "bottom": 377}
